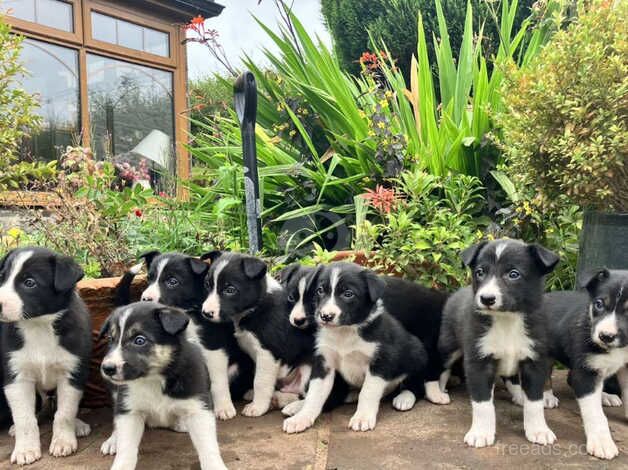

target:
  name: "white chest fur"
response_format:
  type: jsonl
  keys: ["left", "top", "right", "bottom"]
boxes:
{"left": 123, "top": 378, "right": 204, "bottom": 428}
{"left": 234, "top": 327, "right": 262, "bottom": 361}
{"left": 8, "top": 313, "right": 79, "bottom": 391}
{"left": 586, "top": 347, "right": 628, "bottom": 378}
{"left": 478, "top": 313, "right": 536, "bottom": 377}
{"left": 316, "top": 326, "right": 377, "bottom": 387}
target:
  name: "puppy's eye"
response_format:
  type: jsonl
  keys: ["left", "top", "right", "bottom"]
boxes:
{"left": 475, "top": 268, "right": 485, "bottom": 279}
{"left": 508, "top": 269, "right": 521, "bottom": 280}
{"left": 165, "top": 277, "right": 179, "bottom": 288}
{"left": 133, "top": 335, "right": 147, "bottom": 346}
{"left": 594, "top": 299, "right": 605, "bottom": 312}
{"left": 287, "top": 294, "right": 296, "bottom": 303}
{"left": 342, "top": 290, "right": 355, "bottom": 299}
{"left": 316, "top": 286, "right": 325, "bottom": 296}
{"left": 23, "top": 278, "right": 37, "bottom": 288}
{"left": 223, "top": 285, "right": 237, "bottom": 296}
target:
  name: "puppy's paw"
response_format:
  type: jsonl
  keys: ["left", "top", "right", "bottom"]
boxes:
{"left": 464, "top": 427, "right": 495, "bottom": 448}
{"left": 11, "top": 444, "right": 42, "bottom": 466}
{"left": 392, "top": 390, "right": 416, "bottom": 411}
{"left": 602, "top": 392, "right": 622, "bottom": 407}
{"left": 172, "top": 418, "right": 188, "bottom": 433}
{"left": 510, "top": 390, "right": 525, "bottom": 407}
{"left": 242, "top": 401, "right": 269, "bottom": 417}
{"left": 49, "top": 433, "right": 78, "bottom": 457}
{"left": 100, "top": 434, "right": 117, "bottom": 455}
{"left": 587, "top": 433, "right": 618, "bottom": 460}
{"left": 543, "top": 390, "right": 559, "bottom": 409}
{"left": 525, "top": 425, "right": 556, "bottom": 446}
{"left": 214, "top": 401, "right": 237, "bottom": 421}
{"left": 348, "top": 411, "right": 377, "bottom": 432}
{"left": 281, "top": 400, "right": 304, "bottom": 417}
{"left": 75, "top": 418, "right": 92, "bottom": 437}
{"left": 283, "top": 413, "right": 314, "bottom": 434}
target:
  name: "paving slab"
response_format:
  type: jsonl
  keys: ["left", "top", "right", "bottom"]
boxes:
{"left": 1, "top": 371, "right": 627, "bottom": 469}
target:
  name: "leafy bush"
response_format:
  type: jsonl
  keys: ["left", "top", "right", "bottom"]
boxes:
{"left": 188, "top": 75, "right": 234, "bottom": 136}
{"left": 497, "top": 1, "right": 628, "bottom": 211}
{"left": 0, "top": 15, "right": 44, "bottom": 190}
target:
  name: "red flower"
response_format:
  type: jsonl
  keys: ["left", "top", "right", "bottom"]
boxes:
{"left": 191, "top": 15, "right": 205, "bottom": 25}
{"left": 184, "top": 15, "right": 205, "bottom": 33}
{"left": 361, "top": 185, "right": 398, "bottom": 214}
{"left": 134, "top": 209, "right": 143, "bottom": 218}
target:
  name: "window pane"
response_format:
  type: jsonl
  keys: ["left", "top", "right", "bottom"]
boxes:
{"left": 19, "top": 39, "right": 80, "bottom": 162}
{"left": 91, "top": 12, "right": 116, "bottom": 44}
{"left": 87, "top": 54, "right": 174, "bottom": 187}
{"left": 36, "top": 0, "right": 72, "bottom": 32}
{"left": 144, "top": 28, "right": 169, "bottom": 57}
{"left": 3, "top": 0, "right": 73, "bottom": 32}
{"left": 117, "top": 19, "right": 143, "bottom": 51}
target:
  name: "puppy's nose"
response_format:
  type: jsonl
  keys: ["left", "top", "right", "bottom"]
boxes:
{"left": 320, "top": 312, "right": 335, "bottom": 323}
{"left": 293, "top": 317, "right": 306, "bottom": 327}
{"left": 101, "top": 363, "right": 117, "bottom": 377}
{"left": 480, "top": 295, "right": 496, "bottom": 307}
{"left": 141, "top": 295, "right": 153, "bottom": 302}
{"left": 599, "top": 332, "right": 617, "bottom": 344}
{"left": 202, "top": 310, "right": 215, "bottom": 320}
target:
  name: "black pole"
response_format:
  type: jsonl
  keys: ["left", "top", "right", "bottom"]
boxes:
{"left": 234, "top": 71, "right": 262, "bottom": 254}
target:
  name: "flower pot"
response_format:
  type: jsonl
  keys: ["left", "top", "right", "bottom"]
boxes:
{"left": 78, "top": 275, "right": 147, "bottom": 408}
{"left": 576, "top": 211, "right": 628, "bottom": 286}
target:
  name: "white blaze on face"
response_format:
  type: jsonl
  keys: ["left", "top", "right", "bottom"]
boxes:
{"left": 0, "top": 250, "right": 34, "bottom": 322}
{"left": 141, "top": 258, "right": 169, "bottom": 302}
{"left": 266, "top": 274, "right": 282, "bottom": 293}
{"left": 201, "top": 258, "right": 229, "bottom": 321}
{"left": 593, "top": 312, "right": 619, "bottom": 348}
{"left": 289, "top": 277, "right": 308, "bottom": 326}
{"left": 319, "top": 268, "right": 341, "bottom": 322}
{"left": 475, "top": 276, "right": 503, "bottom": 310}
{"left": 103, "top": 307, "right": 132, "bottom": 380}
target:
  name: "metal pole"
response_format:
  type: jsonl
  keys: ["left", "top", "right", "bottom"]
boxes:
{"left": 234, "top": 71, "right": 262, "bottom": 254}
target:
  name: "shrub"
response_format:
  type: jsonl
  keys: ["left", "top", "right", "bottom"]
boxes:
{"left": 497, "top": 1, "right": 628, "bottom": 212}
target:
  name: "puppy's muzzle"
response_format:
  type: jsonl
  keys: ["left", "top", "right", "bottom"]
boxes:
{"left": 599, "top": 332, "right": 617, "bottom": 345}
{"left": 480, "top": 294, "right": 496, "bottom": 307}
{"left": 319, "top": 312, "right": 336, "bottom": 324}
{"left": 101, "top": 361, "right": 125, "bottom": 381}
{"left": 292, "top": 317, "right": 307, "bottom": 327}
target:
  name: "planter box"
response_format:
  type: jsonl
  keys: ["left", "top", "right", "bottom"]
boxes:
{"left": 577, "top": 211, "right": 628, "bottom": 286}
{"left": 78, "top": 275, "right": 147, "bottom": 408}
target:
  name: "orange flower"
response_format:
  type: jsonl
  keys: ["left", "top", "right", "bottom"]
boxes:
{"left": 361, "top": 185, "right": 398, "bottom": 214}
{"left": 191, "top": 15, "right": 205, "bottom": 25}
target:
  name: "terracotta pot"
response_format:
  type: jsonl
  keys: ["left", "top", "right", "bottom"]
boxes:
{"left": 78, "top": 275, "right": 147, "bottom": 408}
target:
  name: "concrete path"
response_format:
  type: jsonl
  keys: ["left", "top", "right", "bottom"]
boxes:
{"left": 1, "top": 371, "right": 627, "bottom": 469}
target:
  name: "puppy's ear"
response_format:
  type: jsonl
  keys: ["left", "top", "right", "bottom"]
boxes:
{"left": 53, "top": 255, "right": 84, "bottom": 292}
{"left": 200, "top": 251, "right": 223, "bottom": 263}
{"left": 189, "top": 258, "right": 209, "bottom": 276}
{"left": 304, "top": 265, "right": 323, "bottom": 297}
{"left": 98, "top": 315, "right": 113, "bottom": 340}
{"left": 461, "top": 241, "right": 487, "bottom": 267}
{"left": 529, "top": 244, "right": 560, "bottom": 275}
{"left": 139, "top": 250, "right": 161, "bottom": 269}
{"left": 580, "top": 268, "right": 610, "bottom": 291}
{"left": 242, "top": 257, "right": 267, "bottom": 279}
{"left": 278, "top": 264, "right": 300, "bottom": 285}
{"left": 156, "top": 307, "right": 189, "bottom": 336}
{"left": 363, "top": 270, "right": 385, "bottom": 303}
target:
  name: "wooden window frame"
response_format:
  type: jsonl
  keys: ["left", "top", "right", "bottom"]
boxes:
{"left": 2, "top": 0, "right": 190, "bottom": 202}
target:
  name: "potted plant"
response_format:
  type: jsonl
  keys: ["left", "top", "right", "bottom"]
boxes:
{"left": 497, "top": 1, "right": 627, "bottom": 284}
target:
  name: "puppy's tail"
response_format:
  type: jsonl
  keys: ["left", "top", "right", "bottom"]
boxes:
{"left": 114, "top": 262, "right": 144, "bottom": 306}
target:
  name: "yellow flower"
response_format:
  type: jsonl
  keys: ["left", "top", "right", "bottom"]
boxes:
{"left": 377, "top": 121, "right": 386, "bottom": 129}
{"left": 289, "top": 130, "right": 297, "bottom": 137}
{"left": 358, "top": 110, "right": 367, "bottom": 118}
{"left": 385, "top": 90, "right": 393, "bottom": 99}
{"left": 379, "top": 99, "right": 388, "bottom": 108}
{"left": 382, "top": 138, "right": 389, "bottom": 145}
{"left": 276, "top": 104, "right": 283, "bottom": 112}
{"left": 7, "top": 227, "right": 22, "bottom": 239}
{"left": 487, "top": 233, "right": 495, "bottom": 240}
{"left": 368, "top": 130, "right": 376, "bottom": 137}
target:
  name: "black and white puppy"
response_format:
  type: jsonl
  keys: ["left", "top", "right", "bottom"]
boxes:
{"left": 0, "top": 247, "right": 91, "bottom": 465}
{"left": 99, "top": 302, "right": 226, "bottom": 470}
{"left": 126, "top": 251, "right": 253, "bottom": 420}
{"left": 438, "top": 239, "right": 559, "bottom": 448}
{"left": 280, "top": 263, "right": 450, "bottom": 407}
{"left": 544, "top": 268, "right": 628, "bottom": 459}
{"left": 201, "top": 252, "right": 314, "bottom": 417}
{"left": 283, "top": 262, "right": 428, "bottom": 433}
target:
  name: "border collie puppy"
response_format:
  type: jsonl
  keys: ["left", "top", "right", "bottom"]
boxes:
{"left": 438, "top": 239, "right": 559, "bottom": 448}
{"left": 0, "top": 247, "right": 91, "bottom": 465}
{"left": 280, "top": 263, "right": 450, "bottom": 407}
{"left": 543, "top": 268, "right": 628, "bottom": 459}
{"left": 121, "top": 250, "right": 253, "bottom": 420}
{"left": 201, "top": 252, "right": 314, "bottom": 417}
{"left": 99, "top": 302, "right": 227, "bottom": 470}
{"left": 283, "top": 262, "right": 428, "bottom": 433}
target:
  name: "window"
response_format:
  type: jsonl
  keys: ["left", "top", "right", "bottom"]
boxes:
{"left": 87, "top": 54, "right": 174, "bottom": 186}
{"left": 19, "top": 39, "right": 80, "bottom": 162}
{"left": 91, "top": 11, "right": 169, "bottom": 57}
{"left": 4, "top": 0, "right": 73, "bottom": 32}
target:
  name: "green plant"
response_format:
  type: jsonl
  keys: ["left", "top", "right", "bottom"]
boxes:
{"left": 497, "top": 1, "right": 628, "bottom": 211}
{"left": 0, "top": 14, "right": 42, "bottom": 190}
